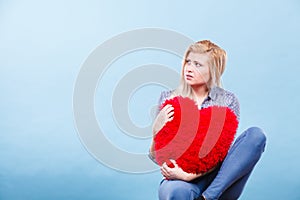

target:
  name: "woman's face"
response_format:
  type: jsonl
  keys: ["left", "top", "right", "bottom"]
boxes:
{"left": 184, "top": 51, "right": 211, "bottom": 88}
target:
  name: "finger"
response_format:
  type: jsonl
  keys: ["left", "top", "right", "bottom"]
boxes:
{"left": 167, "top": 111, "right": 174, "bottom": 118}
{"left": 161, "top": 104, "right": 172, "bottom": 112}
{"left": 161, "top": 168, "right": 168, "bottom": 176}
{"left": 167, "top": 116, "right": 174, "bottom": 122}
{"left": 165, "top": 106, "right": 174, "bottom": 114}
{"left": 162, "top": 162, "right": 172, "bottom": 172}
{"left": 161, "top": 166, "right": 170, "bottom": 177}
{"left": 169, "top": 159, "right": 178, "bottom": 168}
{"left": 161, "top": 168, "right": 172, "bottom": 180}
{"left": 162, "top": 162, "right": 168, "bottom": 170}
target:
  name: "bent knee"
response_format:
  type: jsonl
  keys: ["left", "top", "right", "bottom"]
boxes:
{"left": 245, "top": 126, "right": 267, "bottom": 149}
{"left": 159, "top": 180, "right": 198, "bottom": 200}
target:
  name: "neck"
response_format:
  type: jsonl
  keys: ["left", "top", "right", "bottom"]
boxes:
{"left": 191, "top": 85, "right": 209, "bottom": 99}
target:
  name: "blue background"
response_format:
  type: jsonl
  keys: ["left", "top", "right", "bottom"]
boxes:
{"left": 1, "top": 0, "right": 300, "bottom": 199}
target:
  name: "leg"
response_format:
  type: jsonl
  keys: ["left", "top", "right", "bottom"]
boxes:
{"left": 159, "top": 179, "right": 201, "bottom": 200}
{"left": 219, "top": 171, "right": 252, "bottom": 200}
{"left": 159, "top": 168, "right": 221, "bottom": 200}
{"left": 202, "top": 127, "right": 267, "bottom": 200}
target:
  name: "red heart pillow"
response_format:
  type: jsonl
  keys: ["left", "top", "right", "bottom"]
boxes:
{"left": 154, "top": 96, "right": 238, "bottom": 174}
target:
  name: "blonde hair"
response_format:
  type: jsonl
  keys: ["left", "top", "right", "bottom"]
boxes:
{"left": 173, "top": 40, "right": 227, "bottom": 99}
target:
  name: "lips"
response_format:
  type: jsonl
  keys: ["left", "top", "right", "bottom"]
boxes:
{"left": 185, "top": 74, "right": 193, "bottom": 79}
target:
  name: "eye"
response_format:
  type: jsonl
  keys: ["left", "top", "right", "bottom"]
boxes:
{"left": 185, "top": 59, "right": 191, "bottom": 65}
{"left": 195, "top": 62, "right": 202, "bottom": 67}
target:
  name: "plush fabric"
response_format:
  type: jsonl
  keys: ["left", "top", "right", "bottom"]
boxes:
{"left": 154, "top": 96, "right": 238, "bottom": 174}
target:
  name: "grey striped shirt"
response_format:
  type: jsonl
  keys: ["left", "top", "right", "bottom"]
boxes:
{"left": 157, "top": 86, "right": 240, "bottom": 121}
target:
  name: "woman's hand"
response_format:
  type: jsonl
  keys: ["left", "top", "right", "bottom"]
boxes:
{"left": 160, "top": 160, "right": 201, "bottom": 182}
{"left": 152, "top": 104, "right": 174, "bottom": 135}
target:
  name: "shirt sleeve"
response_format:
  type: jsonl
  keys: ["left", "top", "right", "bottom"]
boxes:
{"left": 228, "top": 93, "right": 240, "bottom": 121}
{"left": 155, "top": 90, "right": 173, "bottom": 116}
{"left": 149, "top": 90, "right": 173, "bottom": 164}
{"left": 148, "top": 150, "right": 157, "bottom": 164}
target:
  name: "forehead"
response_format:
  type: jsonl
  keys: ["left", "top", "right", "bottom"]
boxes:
{"left": 187, "top": 51, "right": 210, "bottom": 63}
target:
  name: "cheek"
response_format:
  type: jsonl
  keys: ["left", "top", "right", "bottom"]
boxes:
{"left": 204, "top": 71, "right": 211, "bottom": 81}
{"left": 196, "top": 70, "right": 210, "bottom": 81}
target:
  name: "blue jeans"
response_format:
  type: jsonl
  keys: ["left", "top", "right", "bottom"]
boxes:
{"left": 158, "top": 127, "right": 267, "bottom": 200}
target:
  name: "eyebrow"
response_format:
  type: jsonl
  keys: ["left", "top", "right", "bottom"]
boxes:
{"left": 185, "top": 56, "right": 203, "bottom": 65}
{"left": 186, "top": 58, "right": 203, "bottom": 65}
{"left": 194, "top": 60, "right": 203, "bottom": 65}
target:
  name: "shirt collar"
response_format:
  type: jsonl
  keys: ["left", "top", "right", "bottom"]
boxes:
{"left": 208, "top": 86, "right": 219, "bottom": 100}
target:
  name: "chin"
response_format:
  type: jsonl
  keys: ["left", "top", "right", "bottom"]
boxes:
{"left": 188, "top": 83, "right": 208, "bottom": 88}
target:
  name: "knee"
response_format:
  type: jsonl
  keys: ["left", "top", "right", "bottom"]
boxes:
{"left": 245, "top": 127, "right": 267, "bottom": 150}
{"left": 159, "top": 180, "right": 197, "bottom": 200}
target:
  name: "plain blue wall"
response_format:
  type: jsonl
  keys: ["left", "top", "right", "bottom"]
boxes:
{"left": 1, "top": 0, "right": 300, "bottom": 199}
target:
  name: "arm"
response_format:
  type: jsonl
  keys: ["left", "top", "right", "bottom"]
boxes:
{"left": 149, "top": 104, "right": 174, "bottom": 161}
{"left": 228, "top": 92, "right": 240, "bottom": 122}
{"left": 160, "top": 160, "right": 218, "bottom": 182}
{"left": 149, "top": 91, "right": 175, "bottom": 162}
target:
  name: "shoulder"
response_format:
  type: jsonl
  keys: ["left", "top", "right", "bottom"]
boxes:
{"left": 158, "top": 90, "right": 175, "bottom": 106}
{"left": 154, "top": 90, "right": 175, "bottom": 116}
{"left": 210, "top": 87, "right": 240, "bottom": 119}
{"left": 211, "top": 87, "right": 239, "bottom": 105}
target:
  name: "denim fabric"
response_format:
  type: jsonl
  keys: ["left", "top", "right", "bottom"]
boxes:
{"left": 158, "top": 127, "right": 267, "bottom": 200}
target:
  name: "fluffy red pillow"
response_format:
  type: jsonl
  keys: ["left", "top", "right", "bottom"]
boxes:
{"left": 154, "top": 96, "right": 238, "bottom": 174}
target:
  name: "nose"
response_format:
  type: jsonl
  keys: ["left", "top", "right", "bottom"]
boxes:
{"left": 185, "top": 64, "right": 193, "bottom": 73}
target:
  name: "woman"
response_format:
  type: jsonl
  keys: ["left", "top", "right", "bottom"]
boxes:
{"left": 149, "top": 40, "right": 267, "bottom": 200}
